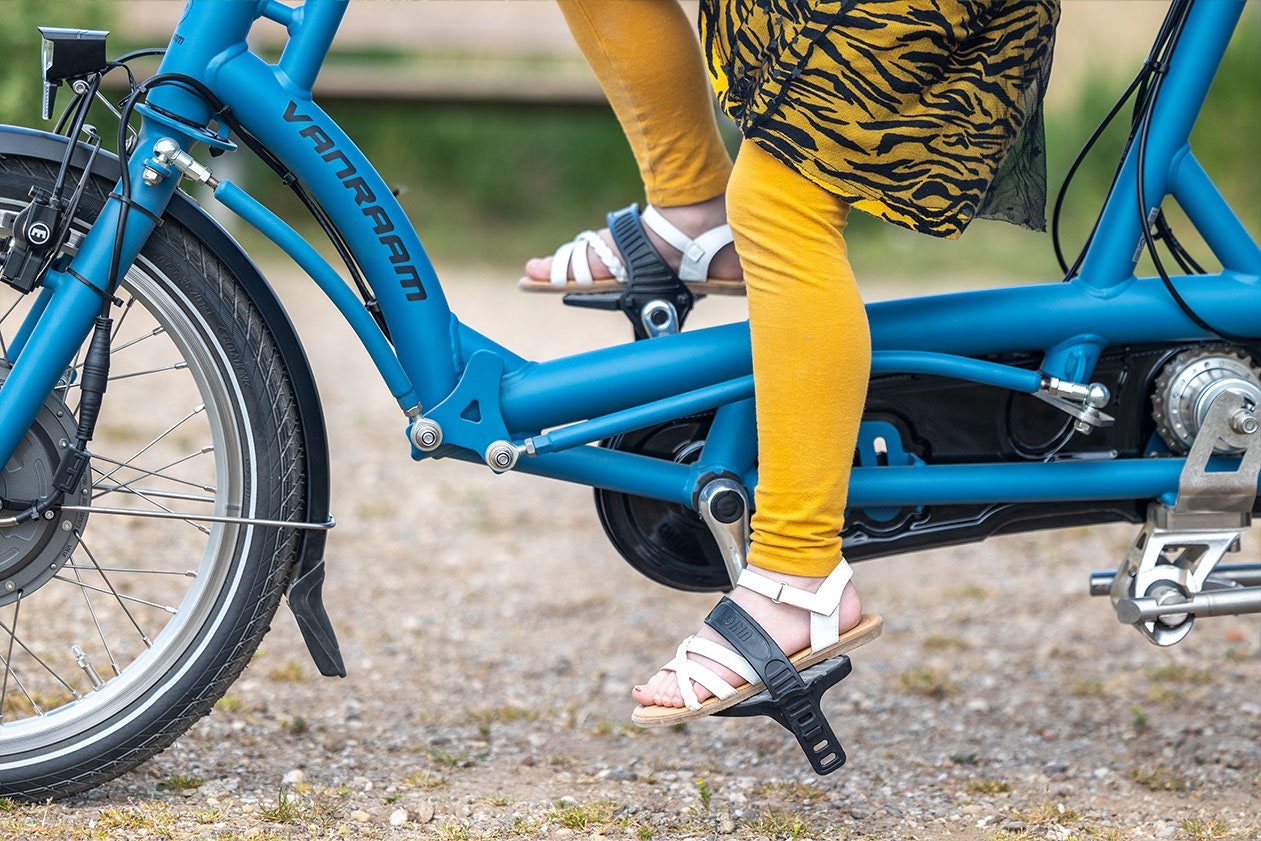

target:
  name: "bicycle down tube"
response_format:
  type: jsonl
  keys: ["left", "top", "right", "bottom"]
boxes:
{"left": 0, "top": 0, "right": 1257, "bottom": 518}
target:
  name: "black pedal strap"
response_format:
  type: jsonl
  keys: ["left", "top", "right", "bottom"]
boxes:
{"left": 707, "top": 597, "right": 849, "bottom": 774}
{"left": 606, "top": 203, "right": 680, "bottom": 295}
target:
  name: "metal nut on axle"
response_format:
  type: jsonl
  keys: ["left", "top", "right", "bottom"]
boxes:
{"left": 1230, "top": 409, "right": 1259, "bottom": 435}
{"left": 485, "top": 441, "right": 519, "bottom": 473}
{"left": 408, "top": 418, "right": 443, "bottom": 452}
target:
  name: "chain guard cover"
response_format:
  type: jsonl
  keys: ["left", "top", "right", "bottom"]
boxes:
{"left": 0, "top": 366, "right": 90, "bottom": 605}
{"left": 594, "top": 413, "right": 730, "bottom": 592}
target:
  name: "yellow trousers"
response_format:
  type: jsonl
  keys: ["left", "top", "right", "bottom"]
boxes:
{"left": 560, "top": 0, "right": 870, "bottom": 577}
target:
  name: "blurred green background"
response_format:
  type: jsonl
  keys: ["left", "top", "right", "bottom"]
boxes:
{"left": 1, "top": 1, "right": 1256, "bottom": 287}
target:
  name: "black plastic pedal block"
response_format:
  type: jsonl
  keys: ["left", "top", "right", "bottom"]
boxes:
{"left": 707, "top": 598, "right": 852, "bottom": 775}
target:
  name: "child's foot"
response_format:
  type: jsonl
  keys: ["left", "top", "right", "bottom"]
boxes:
{"left": 519, "top": 195, "right": 744, "bottom": 294}
{"left": 631, "top": 563, "right": 865, "bottom": 711}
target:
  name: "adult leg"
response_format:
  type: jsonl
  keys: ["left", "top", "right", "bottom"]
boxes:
{"left": 634, "top": 139, "right": 870, "bottom": 709}
{"left": 523, "top": 0, "right": 740, "bottom": 287}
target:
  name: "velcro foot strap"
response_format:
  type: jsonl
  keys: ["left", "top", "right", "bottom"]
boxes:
{"left": 707, "top": 598, "right": 850, "bottom": 775}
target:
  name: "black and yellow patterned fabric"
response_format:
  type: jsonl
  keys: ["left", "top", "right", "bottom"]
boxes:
{"left": 700, "top": 0, "right": 1060, "bottom": 238}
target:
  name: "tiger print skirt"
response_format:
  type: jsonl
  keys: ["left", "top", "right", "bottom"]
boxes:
{"left": 700, "top": 0, "right": 1060, "bottom": 238}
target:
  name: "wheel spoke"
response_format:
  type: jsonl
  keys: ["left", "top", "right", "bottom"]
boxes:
{"left": 91, "top": 482, "right": 216, "bottom": 505}
{"left": 94, "top": 403, "right": 205, "bottom": 487}
{"left": 0, "top": 616, "right": 83, "bottom": 702}
{"left": 63, "top": 361, "right": 190, "bottom": 388}
{"left": 0, "top": 596, "right": 21, "bottom": 722}
{"left": 0, "top": 295, "right": 21, "bottom": 361}
{"left": 74, "top": 535, "right": 153, "bottom": 646}
{"left": 63, "top": 563, "right": 196, "bottom": 578}
{"left": 69, "top": 554, "right": 122, "bottom": 678}
{"left": 71, "top": 324, "right": 165, "bottom": 369}
{"left": 89, "top": 447, "right": 216, "bottom": 496}
{"left": 52, "top": 576, "right": 176, "bottom": 616}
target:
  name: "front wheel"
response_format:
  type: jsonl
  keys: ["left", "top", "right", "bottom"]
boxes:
{"left": 0, "top": 155, "right": 308, "bottom": 799}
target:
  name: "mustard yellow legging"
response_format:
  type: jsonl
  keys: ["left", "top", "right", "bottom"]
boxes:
{"left": 560, "top": 0, "right": 870, "bottom": 577}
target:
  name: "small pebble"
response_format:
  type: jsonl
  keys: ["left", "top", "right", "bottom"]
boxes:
{"left": 415, "top": 802, "right": 436, "bottom": 823}
{"left": 718, "top": 812, "right": 736, "bottom": 833}
{"left": 390, "top": 808, "right": 409, "bottom": 826}
{"left": 281, "top": 769, "right": 305, "bottom": 787}
{"left": 351, "top": 809, "right": 371, "bottom": 822}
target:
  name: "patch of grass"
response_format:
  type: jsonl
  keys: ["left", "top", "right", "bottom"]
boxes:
{"left": 948, "top": 584, "right": 993, "bottom": 600}
{"left": 466, "top": 706, "right": 540, "bottom": 726}
{"left": 426, "top": 747, "right": 481, "bottom": 768}
{"left": 97, "top": 803, "right": 177, "bottom": 835}
{"left": 897, "top": 666, "right": 958, "bottom": 699}
{"left": 1012, "top": 802, "right": 1079, "bottom": 826}
{"left": 404, "top": 769, "right": 449, "bottom": 790}
{"left": 157, "top": 774, "right": 205, "bottom": 792}
{"left": 1130, "top": 704, "right": 1149, "bottom": 730}
{"left": 266, "top": 660, "right": 308, "bottom": 683}
{"left": 694, "top": 777, "right": 713, "bottom": 811}
{"left": 550, "top": 800, "right": 617, "bottom": 831}
{"left": 1148, "top": 663, "right": 1215, "bottom": 685}
{"left": 1178, "top": 818, "right": 1232, "bottom": 840}
{"left": 1129, "top": 764, "right": 1190, "bottom": 792}
{"left": 280, "top": 716, "right": 310, "bottom": 737}
{"left": 259, "top": 790, "right": 301, "bottom": 824}
{"left": 755, "top": 780, "right": 826, "bottom": 804}
{"left": 435, "top": 820, "right": 474, "bottom": 840}
{"left": 967, "top": 778, "right": 1011, "bottom": 795}
{"left": 637, "top": 827, "right": 653, "bottom": 841}
{"left": 951, "top": 753, "right": 980, "bottom": 766}
{"left": 1071, "top": 678, "right": 1107, "bottom": 696}
{"left": 922, "top": 634, "right": 970, "bottom": 652}
{"left": 0, "top": 798, "right": 14, "bottom": 813}
{"left": 745, "top": 809, "right": 815, "bottom": 840}
{"left": 214, "top": 693, "right": 241, "bottom": 713}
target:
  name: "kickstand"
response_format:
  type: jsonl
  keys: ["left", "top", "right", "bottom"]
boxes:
{"left": 707, "top": 599, "right": 854, "bottom": 775}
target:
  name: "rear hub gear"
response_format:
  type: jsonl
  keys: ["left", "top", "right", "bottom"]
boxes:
{"left": 1151, "top": 346, "right": 1261, "bottom": 454}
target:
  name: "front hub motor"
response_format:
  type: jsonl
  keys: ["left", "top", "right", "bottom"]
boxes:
{"left": 0, "top": 366, "right": 91, "bottom": 604}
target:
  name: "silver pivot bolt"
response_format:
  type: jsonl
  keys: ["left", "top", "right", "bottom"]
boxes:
{"left": 409, "top": 418, "right": 443, "bottom": 452}
{"left": 485, "top": 441, "right": 520, "bottom": 473}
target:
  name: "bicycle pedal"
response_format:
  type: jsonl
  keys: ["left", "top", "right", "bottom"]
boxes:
{"left": 706, "top": 599, "right": 853, "bottom": 775}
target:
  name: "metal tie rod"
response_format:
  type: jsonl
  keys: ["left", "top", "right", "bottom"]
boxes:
{"left": 1089, "top": 564, "right": 1261, "bottom": 596}
{"left": 1114, "top": 585, "right": 1261, "bottom": 625}
{"left": 58, "top": 505, "right": 336, "bottom": 531}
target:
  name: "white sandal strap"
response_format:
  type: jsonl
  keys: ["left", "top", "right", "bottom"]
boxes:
{"left": 550, "top": 240, "right": 578, "bottom": 287}
{"left": 663, "top": 636, "right": 739, "bottom": 710}
{"left": 578, "top": 230, "right": 628, "bottom": 283}
{"left": 684, "top": 636, "right": 760, "bottom": 686}
{"left": 737, "top": 561, "right": 854, "bottom": 651}
{"left": 641, "top": 205, "right": 734, "bottom": 283}
{"left": 680, "top": 225, "right": 733, "bottom": 282}
{"left": 548, "top": 231, "right": 628, "bottom": 287}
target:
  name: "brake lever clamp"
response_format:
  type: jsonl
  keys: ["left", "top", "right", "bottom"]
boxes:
{"left": 707, "top": 598, "right": 853, "bottom": 775}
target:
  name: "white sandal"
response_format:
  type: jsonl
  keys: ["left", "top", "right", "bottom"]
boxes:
{"left": 518, "top": 204, "right": 744, "bottom": 295}
{"left": 631, "top": 560, "right": 883, "bottom": 727}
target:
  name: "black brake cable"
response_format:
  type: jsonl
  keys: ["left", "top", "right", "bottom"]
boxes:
{"left": 1133, "top": 0, "right": 1245, "bottom": 344}
{"left": 1052, "top": 0, "right": 1186, "bottom": 280}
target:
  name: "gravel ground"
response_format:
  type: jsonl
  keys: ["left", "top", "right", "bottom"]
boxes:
{"left": 2, "top": 268, "right": 1259, "bottom": 840}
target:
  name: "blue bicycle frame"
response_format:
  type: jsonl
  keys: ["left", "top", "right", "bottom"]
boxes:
{"left": 1, "top": 0, "right": 1258, "bottom": 525}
